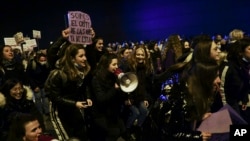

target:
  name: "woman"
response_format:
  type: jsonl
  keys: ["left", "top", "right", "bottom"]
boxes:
{"left": 147, "top": 41, "right": 162, "bottom": 74}
{"left": 7, "top": 113, "right": 57, "bottom": 141}
{"left": 161, "top": 34, "right": 183, "bottom": 71}
{"left": 0, "top": 78, "right": 44, "bottom": 141}
{"left": 159, "top": 62, "right": 220, "bottom": 141}
{"left": 220, "top": 36, "right": 250, "bottom": 122}
{"left": 26, "top": 51, "right": 51, "bottom": 116}
{"left": 44, "top": 44, "right": 92, "bottom": 141}
{"left": 85, "top": 36, "right": 107, "bottom": 75}
{"left": 121, "top": 44, "right": 154, "bottom": 140}
{"left": 0, "top": 45, "right": 29, "bottom": 87}
{"left": 90, "top": 53, "right": 127, "bottom": 141}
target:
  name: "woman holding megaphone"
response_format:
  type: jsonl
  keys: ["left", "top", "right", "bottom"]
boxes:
{"left": 90, "top": 53, "right": 128, "bottom": 141}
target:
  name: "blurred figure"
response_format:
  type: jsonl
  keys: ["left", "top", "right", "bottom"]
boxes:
{"left": 147, "top": 40, "right": 162, "bottom": 74}
{"left": 177, "top": 39, "right": 193, "bottom": 63}
{"left": 85, "top": 36, "right": 108, "bottom": 75}
{"left": 226, "top": 29, "right": 244, "bottom": 52}
{"left": 117, "top": 45, "right": 131, "bottom": 72}
{"left": 26, "top": 51, "right": 51, "bottom": 116}
{"left": 161, "top": 34, "right": 183, "bottom": 71}
{"left": 220, "top": 37, "right": 250, "bottom": 122}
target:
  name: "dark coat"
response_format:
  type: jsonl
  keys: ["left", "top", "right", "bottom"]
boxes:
{"left": 91, "top": 72, "right": 125, "bottom": 120}
{"left": 26, "top": 59, "right": 51, "bottom": 90}
{"left": 220, "top": 60, "right": 250, "bottom": 113}
{"left": 0, "top": 60, "right": 29, "bottom": 87}
{"left": 44, "top": 69, "right": 91, "bottom": 139}
{"left": 0, "top": 87, "right": 44, "bottom": 141}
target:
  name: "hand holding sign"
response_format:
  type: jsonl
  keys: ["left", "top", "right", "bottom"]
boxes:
{"left": 67, "top": 11, "right": 92, "bottom": 45}
{"left": 62, "top": 28, "right": 70, "bottom": 38}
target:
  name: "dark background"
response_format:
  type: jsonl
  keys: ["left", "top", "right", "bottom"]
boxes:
{"left": 0, "top": 0, "right": 250, "bottom": 49}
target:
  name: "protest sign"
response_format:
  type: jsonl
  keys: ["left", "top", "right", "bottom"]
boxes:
{"left": 32, "top": 30, "right": 41, "bottom": 39}
{"left": 4, "top": 37, "right": 17, "bottom": 46}
{"left": 67, "top": 11, "right": 92, "bottom": 45}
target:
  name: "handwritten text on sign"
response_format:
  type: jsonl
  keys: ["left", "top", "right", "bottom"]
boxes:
{"left": 68, "top": 11, "right": 92, "bottom": 45}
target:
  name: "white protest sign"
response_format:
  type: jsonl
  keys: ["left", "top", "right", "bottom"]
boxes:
{"left": 67, "top": 11, "right": 92, "bottom": 45}
{"left": 32, "top": 30, "right": 41, "bottom": 39}
{"left": 23, "top": 39, "right": 37, "bottom": 48}
{"left": 14, "top": 32, "right": 24, "bottom": 44}
{"left": 4, "top": 37, "right": 17, "bottom": 46}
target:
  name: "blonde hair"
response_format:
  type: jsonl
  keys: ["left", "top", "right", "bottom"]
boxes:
{"left": 218, "top": 51, "right": 228, "bottom": 65}
{"left": 229, "top": 29, "right": 244, "bottom": 42}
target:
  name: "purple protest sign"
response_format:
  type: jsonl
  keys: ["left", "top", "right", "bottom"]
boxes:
{"left": 67, "top": 11, "right": 92, "bottom": 45}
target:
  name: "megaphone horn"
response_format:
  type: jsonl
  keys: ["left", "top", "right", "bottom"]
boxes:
{"left": 114, "top": 68, "right": 138, "bottom": 93}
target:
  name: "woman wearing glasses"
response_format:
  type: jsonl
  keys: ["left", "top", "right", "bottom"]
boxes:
{"left": 0, "top": 78, "right": 44, "bottom": 141}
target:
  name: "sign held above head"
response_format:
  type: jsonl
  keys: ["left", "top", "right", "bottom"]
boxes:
{"left": 67, "top": 11, "right": 92, "bottom": 45}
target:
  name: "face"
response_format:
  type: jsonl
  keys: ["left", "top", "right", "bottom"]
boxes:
{"left": 213, "top": 72, "right": 221, "bottom": 92}
{"left": 184, "top": 41, "right": 190, "bottom": 48}
{"left": 74, "top": 49, "right": 87, "bottom": 68}
{"left": 122, "top": 49, "right": 130, "bottom": 59}
{"left": 210, "top": 41, "right": 221, "bottom": 61}
{"left": 95, "top": 39, "right": 104, "bottom": 51}
{"left": 135, "top": 48, "right": 146, "bottom": 63}
{"left": 242, "top": 45, "right": 250, "bottom": 61}
{"left": 38, "top": 56, "right": 47, "bottom": 65}
{"left": 108, "top": 58, "right": 118, "bottom": 73}
{"left": 23, "top": 120, "right": 42, "bottom": 141}
{"left": 154, "top": 43, "right": 159, "bottom": 50}
{"left": 10, "top": 83, "right": 24, "bottom": 100}
{"left": 3, "top": 46, "right": 14, "bottom": 61}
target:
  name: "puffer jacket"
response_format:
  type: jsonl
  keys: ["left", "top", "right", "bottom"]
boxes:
{"left": 0, "top": 86, "right": 44, "bottom": 140}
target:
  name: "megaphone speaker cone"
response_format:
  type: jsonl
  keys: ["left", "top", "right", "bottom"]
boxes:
{"left": 119, "top": 72, "right": 138, "bottom": 93}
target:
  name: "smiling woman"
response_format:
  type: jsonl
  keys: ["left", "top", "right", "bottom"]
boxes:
{"left": 0, "top": 78, "right": 45, "bottom": 141}
{"left": 44, "top": 43, "right": 93, "bottom": 140}
{"left": 7, "top": 113, "right": 57, "bottom": 141}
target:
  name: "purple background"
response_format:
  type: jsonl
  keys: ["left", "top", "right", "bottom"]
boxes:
{"left": 0, "top": 0, "right": 249, "bottom": 48}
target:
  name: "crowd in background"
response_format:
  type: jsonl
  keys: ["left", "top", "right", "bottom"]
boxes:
{"left": 0, "top": 28, "right": 249, "bottom": 141}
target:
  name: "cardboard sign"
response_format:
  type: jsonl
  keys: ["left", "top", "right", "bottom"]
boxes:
{"left": 67, "top": 11, "right": 92, "bottom": 45}
{"left": 14, "top": 32, "right": 24, "bottom": 44}
{"left": 32, "top": 30, "right": 41, "bottom": 39}
{"left": 23, "top": 39, "right": 37, "bottom": 48}
{"left": 4, "top": 37, "right": 17, "bottom": 46}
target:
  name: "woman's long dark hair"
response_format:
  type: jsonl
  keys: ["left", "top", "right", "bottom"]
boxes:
{"left": 0, "top": 78, "right": 26, "bottom": 100}
{"left": 187, "top": 62, "right": 219, "bottom": 120}
{"left": 94, "top": 53, "right": 118, "bottom": 82}
{"left": 7, "top": 113, "right": 39, "bottom": 141}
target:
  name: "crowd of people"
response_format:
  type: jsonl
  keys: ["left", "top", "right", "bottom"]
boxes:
{"left": 0, "top": 27, "right": 249, "bottom": 141}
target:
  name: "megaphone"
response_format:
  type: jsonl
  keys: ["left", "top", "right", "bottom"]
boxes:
{"left": 114, "top": 68, "right": 138, "bottom": 93}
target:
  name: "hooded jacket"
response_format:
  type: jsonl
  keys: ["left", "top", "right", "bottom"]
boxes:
{"left": 0, "top": 86, "right": 44, "bottom": 140}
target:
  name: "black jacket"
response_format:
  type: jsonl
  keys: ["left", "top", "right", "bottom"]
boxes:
{"left": 91, "top": 72, "right": 125, "bottom": 120}
{"left": 0, "top": 87, "right": 44, "bottom": 140}
{"left": 220, "top": 60, "right": 249, "bottom": 113}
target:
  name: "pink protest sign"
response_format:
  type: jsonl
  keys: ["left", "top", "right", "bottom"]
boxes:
{"left": 67, "top": 11, "right": 92, "bottom": 45}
